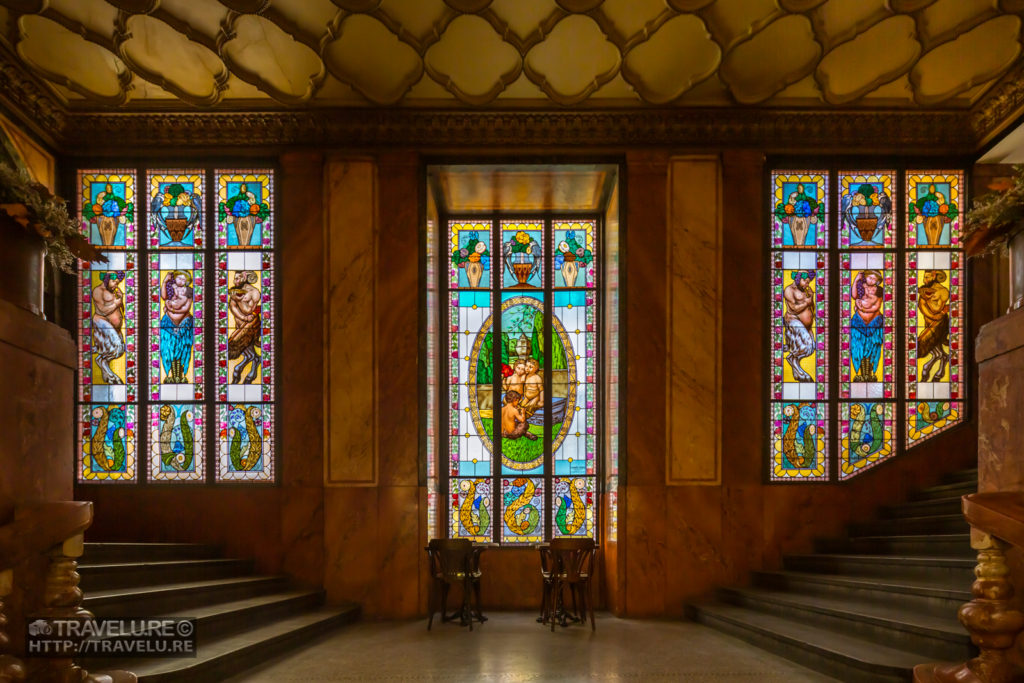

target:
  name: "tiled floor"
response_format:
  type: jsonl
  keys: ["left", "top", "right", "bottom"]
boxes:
{"left": 227, "top": 612, "right": 838, "bottom": 682}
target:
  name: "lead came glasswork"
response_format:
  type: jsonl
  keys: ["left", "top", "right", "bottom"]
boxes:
{"left": 79, "top": 170, "right": 136, "bottom": 248}
{"left": 149, "top": 404, "right": 204, "bottom": 482}
{"left": 148, "top": 170, "right": 204, "bottom": 249}
{"left": 216, "top": 403, "right": 274, "bottom": 482}
{"left": 839, "top": 171, "right": 894, "bottom": 249}
{"left": 216, "top": 252, "right": 274, "bottom": 403}
{"left": 217, "top": 171, "right": 273, "bottom": 248}
{"left": 80, "top": 404, "right": 137, "bottom": 483}
{"left": 906, "top": 171, "right": 963, "bottom": 248}
{"left": 772, "top": 171, "right": 828, "bottom": 249}
{"left": 840, "top": 402, "right": 893, "bottom": 479}
{"left": 451, "top": 478, "right": 492, "bottom": 541}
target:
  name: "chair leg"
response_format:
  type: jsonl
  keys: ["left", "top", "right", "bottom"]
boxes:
{"left": 427, "top": 579, "right": 435, "bottom": 631}
{"left": 464, "top": 579, "right": 473, "bottom": 631}
{"left": 588, "top": 579, "right": 596, "bottom": 631}
{"left": 440, "top": 583, "right": 449, "bottom": 622}
{"left": 570, "top": 583, "right": 580, "bottom": 623}
{"left": 473, "top": 578, "right": 485, "bottom": 622}
{"left": 551, "top": 581, "right": 560, "bottom": 632}
{"left": 538, "top": 580, "right": 547, "bottom": 623}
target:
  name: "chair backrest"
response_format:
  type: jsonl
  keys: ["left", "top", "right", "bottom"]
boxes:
{"left": 427, "top": 538, "right": 473, "bottom": 581}
{"left": 549, "top": 538, "right": 596, "bottom": 581}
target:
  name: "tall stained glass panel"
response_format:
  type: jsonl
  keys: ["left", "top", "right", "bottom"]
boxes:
{"left": 772, "top": 172, "right": 828, "bottom": 249}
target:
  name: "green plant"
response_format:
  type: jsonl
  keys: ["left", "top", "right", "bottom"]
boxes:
{"left": 965, "top": 164, "right": 1024, "bottom": 256}
{"left": 0, "top": 163, "right": 104, "bottom": 272}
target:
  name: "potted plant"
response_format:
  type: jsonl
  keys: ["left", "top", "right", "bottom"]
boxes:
{"left": 451, "top": 230, "right": 490, "bottom": 288}
{"left": 965, "top": 164, "right": 1024, "bottom": 313}
{"left": 555, "top": 230, "right": 592, "bottom": 287}
{"left": 0, "top": 163, "right": 105, "bottom": 315}
{"left": 503, "top": 230, "right": 541, "bottom": 287}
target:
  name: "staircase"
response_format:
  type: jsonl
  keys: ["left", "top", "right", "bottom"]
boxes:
{"left": 686, "top": 468, "right": 978, "bottom": 683}
{"left": 77, "top": 542, "right": 358, "bottom": 682}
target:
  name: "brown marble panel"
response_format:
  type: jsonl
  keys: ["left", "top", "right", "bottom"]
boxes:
{"left": 280, "top": 152, "right": 326, "bottom": 488}
{"left": 375, "top": 153, "right": 421, "bottom": 488}
{"left": 623, "top": 484, "right": 667, "bottom": 616}
{"left": 281, "top": 485, "right": 324, "bottom": 588}
{"left": 624, "top": 151, "right": 669, "bottom": 487}
{"left": 324, "top": 159, "right": 377, "bottom": 486}
{"left": 476, "top": 549, "right": 544, "bottom": 610}
{"left": 376, "top": 485, "right": 421, "bottom": 617}
{"left": 667, "top": 156, "right": 722, "bottom": 485}
{"left": 324, "top": 486, "right": 379, "bottom": 610}
{"left": 978, "top": 328, "right": 1024, "bottom": 493}
{"left": 664, "top": 486, "right": 724, "bottom": 612}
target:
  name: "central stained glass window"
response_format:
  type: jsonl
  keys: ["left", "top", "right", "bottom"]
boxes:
{"left": 442, "top": 216, "right": 599, "bottom": 544}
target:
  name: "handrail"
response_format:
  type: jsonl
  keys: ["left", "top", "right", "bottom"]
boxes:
{"left": 0, "top": 502, "right": 92, "bottom": 570}
{"left": 962, "top": 493, "right": 1024, "bottom": 550}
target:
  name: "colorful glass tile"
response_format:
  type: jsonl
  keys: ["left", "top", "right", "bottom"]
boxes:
{"left": 216, "top": 403, "right": 274, "bottom": 481}
{"left": 501, "top": 477, "right": 544, "bottom": 544}
{"left": 839, "top": 402, "right": 894, "bottom": 479}
{"left": 216, "top": 251, "right": 274, "bottom": 403}
{"left": 79, "top": 404, "right": 137, "bottom": 483}
{"left": 79, "top": 252, "right": 137, "bottom": 404}
{"left": 839, "top": 252, "right": 895, "bottom": 400}
{"left": 79, "top": 170, "right": 136, "bottom": 249}
{"left": 906, "top": 171, "right": 963, "bottom": 248}
{"left": 908, "top": 401, "right": 963, "bottom": 446}
{"left": 148, "top": 170, "right": 205, "bottom": 248}
{"left": 501, "top": 220, "right": 544, "bottom": 289}
{"left": 449, "top": 220, "right": 492, "bottom": 289}
{"left": 450, "top": 478, "right": 493, "bottom": 541}
{"left": 839, "top": 171, "right": 894, "bottom": 249}
{"left": 770, "top": 401, "right": 828, "bottom": 481}
{"left": 500, "top": 292, "right": 546, "bottom": 475}
{"left": 552, "top": 220, "right": 596, "bottom": 288}
{"left": 148, "top": 253, "right": 204, "bottom": 402}
{"left": 772, "top": 171, "right": 828, "bottom": 249}
{"left": 148, "top": 404, "right": 204, "bottom": 482}
{"left": 552, "top": 476, "right": 595, "bottom": 538}
{"left": 552, "top": 290, "right": 596, "bottom": 477}
{"left": 770, "top": 251, "right": 829, "bottom": 402}
{"left": 216, "top": 170, "right": 273, "bottom": 248}
{"left": 450, "top": 290, "right": 493, "bottom": 477}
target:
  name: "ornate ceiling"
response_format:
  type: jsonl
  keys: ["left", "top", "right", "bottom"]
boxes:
{"left": 1, "top": 0, "right": 1023, "bottom": 109}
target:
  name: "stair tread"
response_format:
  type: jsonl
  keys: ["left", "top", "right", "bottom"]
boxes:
{"left": 85, "top": 543, "right": 219, "bottom": 549}
{"left": 723, "top": 586, "right": 966, "bottom": 638}
{"left": 79, "top": 558, "right": 250, "bottom": 570}
{"left": 691, "top": 602, "right": 928, "bottom": 670}
{"left": 789, "top": 553, "right": 974, "bottom": 567}
{"left": 847, "top": 534, "right": 969, "bottom": 542}
{"left": 85, "top": 575, "right": 288, "bottom": 603}
{"left": 161, "top": 589, "right": 323, "bottom": 620}
{"left": 106, "top": 605, "right": 357, "bottom": 677}
{"left": 890, "top": 496, "right": 963, "bottom": 508}
{"left": 759, "top": 570, "right": 971, "bottom": 599}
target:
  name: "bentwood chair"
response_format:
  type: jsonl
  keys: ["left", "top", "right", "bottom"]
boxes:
{"left": 537, "top": 544, "right": 556, "bottom": 625}
{"left": 548, "top": 537, "right": 597, "bottom": 631}
{"left": 426, "top": 539, "right": 480, "bottom": 630}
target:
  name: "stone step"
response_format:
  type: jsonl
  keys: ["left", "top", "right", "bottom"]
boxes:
{"left": 686, "top": 602, "right": 924, "bottom": 683}
{"left": 78, "top": 559, "right": 255, "bottom": 592}
{"left": 910, "top": 481, "right": 976, "bottom": 502}
{"left": 880, "top": 497, "right": 963, "bottom": 519}
{"left": 752, "top": 570, "right": 970, "bottom": 619}
{"left": 783, "top": 554, "right": 975, "bottom": 584}
{"left": 83, "top": 543, "right": 221, "bottom": 563}
{"left": 84, "top": 576, "right": 291, "bottom": 617}
{"left": 94, "top": 604, "right": 360, "bottom": 683}
{"left": 813, "top": 534, "right": 973, "bottom": 557}
{"left": 849, "top": 514, "right": 969, "bottom": 537}
{"left": 941, "top": 469, "right": 978, "bottom": 484}
{"left": 716, "top": 586, "right": 972, "bottom": 661}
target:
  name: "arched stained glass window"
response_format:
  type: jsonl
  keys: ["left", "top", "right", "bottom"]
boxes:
{"left": 76, "top": 167, "right": 276, "bottom": 484}
{"left": 769, "top": 167, "right": 965, "bottom": 482}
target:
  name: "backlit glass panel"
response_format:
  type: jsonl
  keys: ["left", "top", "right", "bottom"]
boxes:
{"left": 216, "top": 403, "right": 274, "bottom": 481}
{"left": 450, "top": 478, "right": 493, "bottom": 542}
{"left": 148, "top": 170, "right": 204, "bottom": 248}
{"left": 79, "top": 170, "right": 136, "bottom": 248}
{"left": 840, "top": 402, "right": 893, "bottom": 479}
{"left": 552, "top": 476, "right": 595, "bottom": 538}
{"left": 501, "top": 477, "right": 544, "bottom": 544}
{"left": 79, "top": 404, "right": 137, "bottom": 483}
{"left": 772, "top": 171, "right": 828, "bottom": 249}
{"left": 148, "top": 404, "right": 204, "bottom": 482}
{"left": 216, "top": 252, "right": 274, "bottom": 403}
{"left": 771, "top": 401, "right": 828, "bottom": 481}
{"left": 839, "top": 252, "right": 894, "bottom": 400}
{"left": 216, "top": 171, "right": 273, "bottom": 248}
{"left": 906, "top": 171, "right": 963, "bottom": 248}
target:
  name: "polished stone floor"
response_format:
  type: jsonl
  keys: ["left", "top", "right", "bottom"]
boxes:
{"left": 227, "top": 612, "right": 837, "bottom": 682}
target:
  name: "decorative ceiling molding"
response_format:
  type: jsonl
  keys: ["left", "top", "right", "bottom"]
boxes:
{"left": 2, "top": 0, "right": 1023, "bottom": 108}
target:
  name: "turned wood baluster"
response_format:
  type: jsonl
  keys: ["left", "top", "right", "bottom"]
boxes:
{"left": 0, "top": 569, "right": 26, "bottom": 682}
{"left": 32, "top": 534, "right": 92, "bottom": 683}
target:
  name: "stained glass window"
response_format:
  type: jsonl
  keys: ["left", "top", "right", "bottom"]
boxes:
{"left": 768, "top": 167, "right": 965, "bottom": 482}
{"left": 76, "top": 167, "right": 276, "bottom": 484}
{"left": 439, "top": 216, "right": 601, "bottom": 543}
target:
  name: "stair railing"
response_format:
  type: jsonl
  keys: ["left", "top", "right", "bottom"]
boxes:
{"left": 915, "top": 492, "right": 1024, "bottom": 683}
{"left": 0, "top": 501, "right": 135, "bottom": 683}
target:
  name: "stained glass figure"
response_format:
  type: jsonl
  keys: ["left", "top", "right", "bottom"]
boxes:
{"left": 79, "top": 170, "right": 136, "bottom": 248}
{"left": 552, "top": 476, "right": 595, "bottom": 538}
{"left": 906, "top": 172, "right": 962, "bottom": 248}
{"left": 450, "top": 478, "right": 492, "bottom": 541}
{"left": 501, "top": 477, "right": 544, "bottom": 544}
{"left": 216, "top": 403, "right": 274, "bottom": 481}
{"left": 552, "top": 291, "right": 595, "bottom": 476}
{"left": 552, "top": 220, "right": 596, "bottom": 288}
{"left": 770, "top": 251, "right": 829, "bottom": 402}
{"left": 772, "top": 172, "right": 828, "bottom": 249}
{"left": 449, "top": 220, "right": 491, "bottom": 289}
{"left": 79, "top": 404, "right": 137, "bottom": 483}
{"left": 839, "top": 172, "right": 894, "bottom": 249}
{"left": 770, "top": 401, "right": 828, "bottom": 481}
{"left": 148, "top": 170, "right": 204, "bottom": 248}
{"left": 79, "top": 252, "right": 137, "bottom": 404}
{"left": 148, "top": 404, "right": 204, "bottom": 482}
{"left": 216, "top": 171, "right": 273, "bottom": 248}
{"left": 840, "top": 252, "right": 894, "bottom": 400}
{"left": 451, "top": 290, "right": 493, "bottom": 477}
{"left": 499, "top": 293, "right": 546, "bottom": 475}
{"left": 149, "top": 253, "right": 204, "bottom": 402}
{"left": 839, "top": 402, "right": 893, "bottom": 479}
{"left": 501, "top": 221, "right": 543, "bottom": 289}
{"left": 216, "top": 252, "right": 274, "bottom": 403}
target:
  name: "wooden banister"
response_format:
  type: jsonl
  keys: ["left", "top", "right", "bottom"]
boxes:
{"left": 963, "top": 493, "right": 1024, "bottom": 551}
{"left": 0, "top": 502, "right": 93, "bottom": 571}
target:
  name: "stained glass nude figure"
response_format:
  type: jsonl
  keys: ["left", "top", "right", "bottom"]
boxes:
{"left": 228, "top": 270, "right": 262, "bottom": 384}
{"left": 917, "top": 270, "right": 950, "bottom": 382}
{"left": 501, "top": 390, "right": 537, "bottom": 441}
{"left": 160, "top": 270, "right": 194, "bottom": 383}
{"left": 91, "top": 272, "right": 126, "bottom": 385}
{"left": 783, "top": 271, "right": 815, "bottom": 382}
{"left": 520, "top": 358, "right": 545, "bottom": 417}
{"left": 850, "top": 270, "right": 884, "bottom": 382}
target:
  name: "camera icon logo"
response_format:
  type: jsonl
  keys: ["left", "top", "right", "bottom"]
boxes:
{"left": 28, "top": 620, "right": 53, "bottom": 636}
